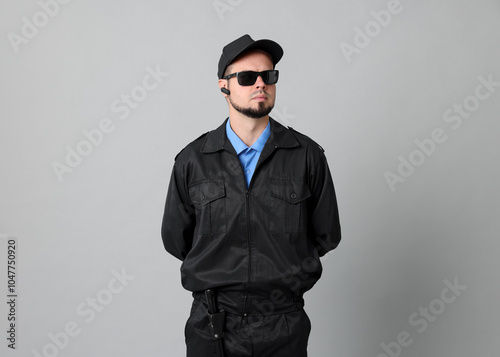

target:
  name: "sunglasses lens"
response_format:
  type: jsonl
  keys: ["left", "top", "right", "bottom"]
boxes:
{"left": 266, "top": 70, "right": 279, "bottom": 84}
{"left": 238, "top": 71, "right": 257, "bottom": 86}
{"left": 237, "top": 71, "right": 279, "bottom": 86}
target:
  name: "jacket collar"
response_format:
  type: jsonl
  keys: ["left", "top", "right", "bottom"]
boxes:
{"left": 201, "top": 117, "right": 299, "bottom": 154}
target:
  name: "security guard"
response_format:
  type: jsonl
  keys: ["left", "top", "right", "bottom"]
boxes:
{"left": 162, "top": 34, "right": 341, "bottom": 357}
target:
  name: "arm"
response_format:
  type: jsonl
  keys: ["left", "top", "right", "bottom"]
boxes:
{"left": 161, "top": 163, "right": 195, "bottom": 261}
{"left": 307, "top": 147, "right": 341, "bottom": 257}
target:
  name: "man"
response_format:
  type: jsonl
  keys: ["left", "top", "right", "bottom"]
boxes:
{"left": 162, "top": 34, "right": 341, "bottom": 357}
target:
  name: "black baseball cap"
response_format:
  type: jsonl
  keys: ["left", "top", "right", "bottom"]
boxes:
{"left": 217, "top": 34, "right": 284, "bottom": 79}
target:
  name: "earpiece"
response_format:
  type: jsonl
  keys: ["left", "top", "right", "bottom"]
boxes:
{"left": 221, "top": 87, "right": 230, "bottom": 95}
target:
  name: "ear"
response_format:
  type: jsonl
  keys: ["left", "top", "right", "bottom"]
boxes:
{"left": 218, "top": 79, "right": 229, "bottom": 97}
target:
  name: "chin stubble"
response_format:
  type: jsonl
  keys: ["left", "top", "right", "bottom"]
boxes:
{"left": 228, "top": 96, "right": 274, "bottom": 119}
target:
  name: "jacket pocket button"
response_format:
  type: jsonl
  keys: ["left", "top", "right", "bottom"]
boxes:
{"left": 290, "top": 192, "right": 297, "bottom": 199}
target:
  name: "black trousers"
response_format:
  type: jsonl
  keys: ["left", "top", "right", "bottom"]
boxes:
{"left": 185, "top": 298, "right": 311, "bottom": 357}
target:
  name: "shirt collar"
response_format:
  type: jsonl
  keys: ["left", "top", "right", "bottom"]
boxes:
{"left": 201, "top": 117, "right": 299, "bottom": 154}
{"left": 225, "top": 119, "right": 271, "bottom": 155}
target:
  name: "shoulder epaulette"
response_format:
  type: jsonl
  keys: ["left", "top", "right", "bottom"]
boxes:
{"left": 174, "top": 132, "right": 209, "bottom": 161}
{"left": 286, "top": 126, "right": 325, "bottom": 152}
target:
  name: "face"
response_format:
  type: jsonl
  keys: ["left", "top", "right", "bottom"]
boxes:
{"left": 219, "top": 50, "right": 276, "bottom": 119}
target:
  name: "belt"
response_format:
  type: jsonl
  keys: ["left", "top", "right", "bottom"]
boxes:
{"left": 193, "top": 290, "right": 304, "bottom": 316}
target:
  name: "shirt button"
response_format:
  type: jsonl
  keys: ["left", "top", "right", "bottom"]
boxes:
{"left": 290, "top": 192, "right": 297, "bottom": 199}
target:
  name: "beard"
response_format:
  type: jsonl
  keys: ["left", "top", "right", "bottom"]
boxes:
{"left": 229, "top": 96, "right": 274, "bottom": 119}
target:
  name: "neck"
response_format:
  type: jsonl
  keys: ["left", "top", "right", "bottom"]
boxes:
{"left": 228, "top": 110, "right": 269, "bottom": 147}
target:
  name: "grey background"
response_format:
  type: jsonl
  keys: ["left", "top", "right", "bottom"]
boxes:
{"left": 1, "top": 0, "right": 499, "bottom": 356}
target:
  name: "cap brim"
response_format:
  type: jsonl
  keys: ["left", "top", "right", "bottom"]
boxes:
{"left": 238, "top": 39, "right": 284, "bottom": 66}
{"left": 218, "top": 38, "right": 284, "bottom": 78}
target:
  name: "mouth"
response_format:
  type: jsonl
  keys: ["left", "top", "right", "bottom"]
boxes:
{"left": 252, "top": 93, "right": 269, "bottom": 101}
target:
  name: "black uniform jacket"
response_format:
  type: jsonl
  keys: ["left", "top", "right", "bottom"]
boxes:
{"left": 162, "top": 118, "right": 341, "bottom": 301}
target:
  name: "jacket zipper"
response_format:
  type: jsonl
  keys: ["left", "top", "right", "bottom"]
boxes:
{"left": 244, "top": 189, "right": 251, "bottom": 315}
{"left": 235, "top": 144, "right": 279, "bottom": 315}
{"left": 242, "top": 145, "right": 278, "bottom": 315}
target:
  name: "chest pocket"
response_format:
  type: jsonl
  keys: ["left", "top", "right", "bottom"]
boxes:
{"left": 188, "top": 180, "right": 226, "bottom": 234}
{"left": 269, "top": 178, "right": 311, "bottom": 233}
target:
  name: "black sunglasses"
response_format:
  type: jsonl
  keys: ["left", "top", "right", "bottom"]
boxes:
{"left": 223, "top": 70, "right": 279, "bottom": 86}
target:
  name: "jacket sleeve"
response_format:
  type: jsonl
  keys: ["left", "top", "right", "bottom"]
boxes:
{"left": 307, "top": 146, "right": 341, "bottom": 257}
{"left": 161, "top": 163, "right": 195, "bottom": 261}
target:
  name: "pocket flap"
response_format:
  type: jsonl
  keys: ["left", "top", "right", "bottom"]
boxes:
{"left": 270, "top": 178, "right": 311, "bottom": 204}
{"left": 189, "top": 180, "right": 225, "bottom": 206}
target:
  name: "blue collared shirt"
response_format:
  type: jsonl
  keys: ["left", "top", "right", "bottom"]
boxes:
{"left": 226, "top": 118, "right": 271, "bottom": 188}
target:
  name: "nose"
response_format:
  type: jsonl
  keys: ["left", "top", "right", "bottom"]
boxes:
{"left": 254, "top": 75, "right": 266, "bottom": 88}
